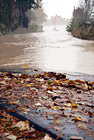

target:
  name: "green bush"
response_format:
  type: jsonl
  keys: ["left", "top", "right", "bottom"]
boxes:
{"left": 66, "top": 19, "right": 75, "bottom": 32}
{"left": 0, "top": 23, "right": 6, "bottom": 33}
{"left": 31, "top": 23, "right": 39, "bottom": 32}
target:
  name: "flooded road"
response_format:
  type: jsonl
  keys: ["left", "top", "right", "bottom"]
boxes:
{"left": 0, "top": 25, "right": 94, "bottom": 75}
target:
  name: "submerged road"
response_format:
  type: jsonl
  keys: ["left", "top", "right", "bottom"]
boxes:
{"left": 0, "top": 25, "right": 94, "bottom": 75}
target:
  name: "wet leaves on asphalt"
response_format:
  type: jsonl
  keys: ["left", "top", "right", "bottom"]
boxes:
{"left": 0, "top": 71, "right": 94, "bottom": 139}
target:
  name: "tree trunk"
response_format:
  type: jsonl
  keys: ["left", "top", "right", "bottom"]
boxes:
{"left": 19, "top": 2, "right": 23, "bottom": 27}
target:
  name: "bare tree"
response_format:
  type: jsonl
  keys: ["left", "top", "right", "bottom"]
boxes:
{"left": 79, "top": 0, "right": 94, "bottom": 22}
{"left": 73, "top": 7, "right": 85, "bottom": 24}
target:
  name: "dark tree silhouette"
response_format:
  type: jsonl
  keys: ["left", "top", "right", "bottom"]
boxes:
{"left": 0, "top": 0, "right": 42, "bottom": 33}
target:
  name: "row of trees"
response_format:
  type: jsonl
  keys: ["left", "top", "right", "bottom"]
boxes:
{"left": 26, "top": 8, "right": 47, "bottom": 26}
{"left": 66, "top": 0, "right": 94, "bottom": 33}
{"left": 0, "top": 0, "right": 42, "bottom": 34}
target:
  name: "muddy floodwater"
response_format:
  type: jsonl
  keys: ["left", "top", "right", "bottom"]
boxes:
{"left": 0, "top": 25, "right": 94, "bottom": 75}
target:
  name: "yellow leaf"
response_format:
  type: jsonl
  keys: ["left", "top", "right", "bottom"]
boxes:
{"left": 70, "top": 99, "right": 72, "bottom": 103}
{"left": 24, "top": 65, "right": 29, "bottom": 68}
{"left": 53, "top": 87, "right": 57, "bottom": 90}
{"left": 56, "top": 80, "right": 61, "bottom": 84}
{"left": 4, "top": 72, "right": 7, "bottom": 74}
{"left": 54, "top": 119, "right": 59, "bottom": 124}
{"left": 21, "top": 120, "right": 30, "bottom": 130}
{"left": 83, "top": 83, "right": 88, "bottom": 90}
{"left": 50, "top": 83, "right": 53, "bottom": 86}
{"left": 78, "top": 123, "right": 87, "bottom": 129}
{"left": 24, "top": 120, "right": 30, "bottom": 126}
{"left": 47, "top": 87, "right": 52, "bottom": 91}
{"left": 64, "top": 79, "right": 70, "bottom": 82}
{"left": 73, "top": 117, "right": 82, "bottom": 121}
{"left": 51, "top": 106, "right": 59, "bottom": 110}
{"left": 72, "top": 103, "right": 77, "bottom": 107}
{"left": 26, "top": 84, "right": 32, "bottom": 87}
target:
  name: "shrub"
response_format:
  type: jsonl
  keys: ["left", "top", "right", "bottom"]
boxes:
{"left": 66, "top": 19, "right": 75, "bottom": 32}
{"left": 30, "top": 23, "right": 39, "bottom": 32}
{"left": 0, "top": 23, "right": 6, "bottom": 34}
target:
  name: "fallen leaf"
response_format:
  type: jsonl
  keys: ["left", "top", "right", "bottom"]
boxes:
{"left": 47, "top": 87, "right": 53, "bottom": 91}
{"left": 63, "top": 103, "right": 71, "bottom": 107}
{"left": 12, "top": 120, "right": 30, "bottom": 131}
{"left": 83, "top": 83, "right": 88, "bottom": 90}
{"left": 88, "top": 111, "right": 93, "bottom": 117}
{"left": 78, "top": 123, "right": 87, "bottom": 129}
{"left": 56, "top": 73, "right": 66, "bottom": 80}
{"left": 72, "top": 103, "right": 78, "bottom": 107}
{"left": 26, "top": 84, "right": 32, "bottom": 87}
{"left": 51, "top": 106, "right": 59, "bottom": 110}
{"left": 54, "top": 118, "right": 59, "bottom": 124}
{"left": 24, "top": 64, "right": 29, "bottom": 68}
{"left": 6, "top": 85, "right": 12, "bottom": 90}
{"left": 35, "top": 102, "right": 42, "bottom": 107}
{"left": 42, "top": 134, "right": 53, "bottom": 140}
{"left": 47, "top": 90, "right": 54, "bottom": 94}
{"left": 20, "top": 74, "right": 28, "bottom": 78}
{"left": 6, "top": 134, "right": 17, "bottom": 140}
{"left": 70, "top": 136, "right": 84, "bottom": 140}
{"left": 48, "top": 81, "right": 53, "bottom": 85}
{"left": 9, "top": 100, "right": 19, "bottom": 105}
{"left": 4, "top": 133, "right": 10, "bottom": 136}
{"left": 42, "top": 95, "right": 48, "bottom": 100}
{"left": 73, "top": 117, "right": 82, "bottom": 121}
{"left": 70, "top": 99, "right": 73, "bottom": 103}
{"left": 36, "top": 78, "right": 44, "bottom": 82}
{"left": 56, "top": 80, "right": 61, "bottom": 84}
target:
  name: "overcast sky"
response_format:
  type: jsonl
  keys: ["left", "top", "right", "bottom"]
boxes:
{"left": 42, "top": 0, "right": 79, "bottom": 19}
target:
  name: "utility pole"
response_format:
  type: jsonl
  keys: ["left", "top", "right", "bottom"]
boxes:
{"left": 54, "top": 15, "right": 57, "bottom": 30}
{"left": 54, "top": 18, "right": 55, "bottom": 30}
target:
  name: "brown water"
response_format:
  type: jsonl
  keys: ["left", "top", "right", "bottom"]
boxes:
{"left": 0, "top": 25, "right": 94, "bottom": 75}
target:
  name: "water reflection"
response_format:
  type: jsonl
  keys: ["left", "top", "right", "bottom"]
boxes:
{"left": 22, "top": 25, "right": 94, "bottom": 74}
{"left": 0, "top": 25, "right": 94, "bottom": 75}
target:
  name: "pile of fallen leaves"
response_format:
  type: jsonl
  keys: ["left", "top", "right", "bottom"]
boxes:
{"left": 0, "top": 109, "right": 54, "bottom": 140}
{"left": 0, "top": 71, "right": 94, "bottom": 139}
